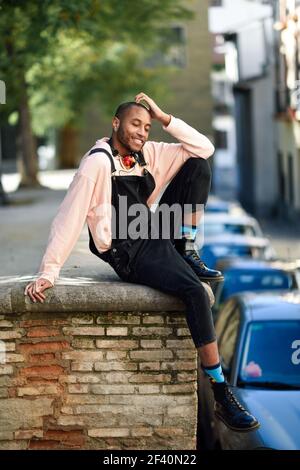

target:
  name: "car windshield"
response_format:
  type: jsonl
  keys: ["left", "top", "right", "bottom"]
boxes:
{"left": 204, "top": 223, "right": 256, "bottom": 237}
{"left": 238, "top": 320, "right": 300, "bottom": 388}
{"left": 220, "top": 270, "right": 292, "bottom": 302}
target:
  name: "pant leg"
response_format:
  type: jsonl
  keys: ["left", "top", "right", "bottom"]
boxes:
{"left": 125, "top": 238, "right": 216, "bottom": 348}
{"left": 155, "top": 158, "right": 212, "bottom": 241}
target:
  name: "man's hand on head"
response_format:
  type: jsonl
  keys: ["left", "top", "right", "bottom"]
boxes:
{"left": 135, "top": 92, "right": 171, "bottom": 127}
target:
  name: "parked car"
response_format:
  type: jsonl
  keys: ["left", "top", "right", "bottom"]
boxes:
{"left": 199, "top": 234, "right": 276, "bottom": 269}
{"left": 206, "top": 196, "right": 246, "bottom": 216}
{"left": 203, "top": 213, "right": 263, "bottom": 238}
{"left": 213, "top": 259, "right": 300, "bottom": 314}
{"left": 197, "top": 291, "right": 300, "bottom": 450}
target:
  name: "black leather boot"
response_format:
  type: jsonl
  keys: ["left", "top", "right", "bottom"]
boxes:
{"left": 211, "top": 380, "right": 260, "bottom": 432}
{"left": 182, "top": 249, "right": 224, "bottom": 282}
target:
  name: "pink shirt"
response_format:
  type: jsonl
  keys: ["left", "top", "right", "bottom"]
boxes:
{"left": 37, "top": 115, "right": 214, "bottom": 286}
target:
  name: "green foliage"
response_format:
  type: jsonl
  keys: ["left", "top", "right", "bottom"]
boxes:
{"left": 0, "top": 0, "right": 194, "bottom": 134}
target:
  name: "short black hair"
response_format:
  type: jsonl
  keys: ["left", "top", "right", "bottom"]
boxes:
{"left": 114, "top": 101, "right": 150, "bottom": 120}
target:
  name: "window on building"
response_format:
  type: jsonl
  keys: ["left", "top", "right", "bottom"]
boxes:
{"left": 211, "top": 0, "right": 223, "bottom": 6}
{"left": 214, "top": 129, "right": 228, "bottom": 149}
{"left": 144, "top": 26, "right": 187, "bottom": 69}
{"left": 288, "top": 153, "right": 294, "bottom": 206}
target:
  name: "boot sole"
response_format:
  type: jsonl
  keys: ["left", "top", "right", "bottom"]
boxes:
{"left": 197, "top": 276, "right": 224, "bottom": 282}
{"left": 215, "top": 411, "right": 261, "bottom": 433}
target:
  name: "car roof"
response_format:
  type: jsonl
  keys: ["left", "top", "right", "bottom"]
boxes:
{"left": 204, "top": 213, "right": 258, "bottom": 225}
{"left": 216, "top": 258, "right": 298, "bottom": 273}
{"left": 235, "top": 290, "right": 300, "bottom": 321}
{"left": 205, "top": 234, "right": 270, "bottom": 247}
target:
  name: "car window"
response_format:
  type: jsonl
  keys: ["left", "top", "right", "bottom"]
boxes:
{"left": 220, "top": 270, "right": 292, "bottom": 302}
{"left": 239, "top": 320, "right": 300, "bottom": 387}
{"left": 216, "top": 302, "right": 241, "bottom": 370}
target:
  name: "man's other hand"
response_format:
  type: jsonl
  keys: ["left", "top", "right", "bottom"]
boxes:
{"left": 24, "top": 278, "right": 53, "bottom": 303}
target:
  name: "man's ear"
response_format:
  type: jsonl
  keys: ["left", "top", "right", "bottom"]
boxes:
{"left": 112, "top": 117, "right": 120, "bottom": 131}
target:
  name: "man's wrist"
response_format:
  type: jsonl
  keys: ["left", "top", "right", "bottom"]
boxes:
{"left": 158, "top": 112, "right": 171, "bottom": 127}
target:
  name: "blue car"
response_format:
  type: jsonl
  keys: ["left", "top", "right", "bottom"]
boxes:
{"left": 199, "top": 234, "right": 276, "bottom": 269}
{"left": 213, "top": 259, "right": 300, "bottom": 313}
{"left": 197, "top": 291, "right": 300, "bottom": 450}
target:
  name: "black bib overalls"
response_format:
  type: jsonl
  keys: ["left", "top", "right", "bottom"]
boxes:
{"left": 87, "top": 145, "right": 216, "bottom": 349}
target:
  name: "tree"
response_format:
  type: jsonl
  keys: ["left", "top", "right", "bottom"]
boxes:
{"left": 0, "top": 0, "right": 193, "bottom": 186}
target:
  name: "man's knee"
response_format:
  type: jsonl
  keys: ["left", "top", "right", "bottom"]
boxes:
{"left": 184, "top": 158, "right": 211, "bottom": 182}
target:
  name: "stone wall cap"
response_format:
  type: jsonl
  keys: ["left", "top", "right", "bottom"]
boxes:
{"left": 0, "top": 275, "right": 214, "bottom": 314}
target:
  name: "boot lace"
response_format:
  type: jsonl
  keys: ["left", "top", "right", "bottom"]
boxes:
{"left": 225, "top": 386, "right": 247, "bottom": 412}
{"left": 190, "top": 251, "right": 207, "bottom": 268}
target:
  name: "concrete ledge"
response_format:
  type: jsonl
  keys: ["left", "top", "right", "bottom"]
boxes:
{"left": 0, "top": 276, "right": 215, "bottom": 314}
{"left": 0, "top": 276, "right": 214, "bottom": 450}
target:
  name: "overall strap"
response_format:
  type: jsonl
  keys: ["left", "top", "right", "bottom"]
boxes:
{"left": 88, "top": 148, "right": 117, "bottom": 174}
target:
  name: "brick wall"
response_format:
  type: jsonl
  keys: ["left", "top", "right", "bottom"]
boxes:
{"left": 0, "top": 280, "right": 216, "bottom": 450}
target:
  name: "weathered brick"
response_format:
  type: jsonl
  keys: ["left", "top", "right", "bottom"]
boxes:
{"left": 71, "top": 338, "right": 95, "bottom": 349}
{"left": 19, "top": 341, "right": 70, "bottom": 354}
{"left": 0, "top": 431, "right": 14, "bottom": 441}
{"left": 88, "top": 428, "right": 129, "bottom": 437}
{"left": 28, "top": 440, "right": 63, "bottom": 450}
{"left": 106, "top": 351, "right": 127, "bottom": 360}
{"left": 71, "top": 362, "right": 93, "bottom": 372}
{"left": 161, "top": 360, "right": 196, "bottom": 371}
{"left": 98, "top": 371, "right": 134, "bottom": 383}
{"left": 129, "top": 373, "right": 171, "bottom": 384}
{"left": 63, "top": 327, "right": 105, "bottom": 336}
{"left": 28, "top": 353, "right": 56, "bottom": 364}
{"left": 130, "top": 350, "right": 173, "bottom": 361}
{"left": 68, "top": 384, "right": 89, "bottom": 394}
{"left": 139, "top": 362, "right": 161, "bottom": 371}
{"left": 43, "top": 430, "right": 85, "bottom": 446}
{"left": 131, "top": 427, "right": 153, "bottom": 437}
{"left": 0, "top": 398, "right": 53, "bottom": 430}
{"left": 4, "top": 343, "right": 15, "bottom": 352}
{"left": 20, "top": 365, "right": 64, "bottom": 378}
{"left": 132, "top": 327, "right": 172, "bottom": 336}
{"left": 27, "top": 327, "right": 61, "bottom": 338}
{"left": 106, "top": 327, "right": 128, "bottom": 336}
{"left": 17, "top": 384, "right": 61, "bottom": 396}
{"left": 94, "top": 361, "right": 137, "bottom": 371}
{"left": 57, "top": 416, "right": 85, "bottom": 426}
{"left": 20, "top": 320, "right": 68, "bottom": 327}
{"left": 177, "top": 371, "right": 197, "bottom": 382}
{"left": 176, "top": 328, "right": 191, "bottom": 336}
{"left": 0, "top": 388, "right": 8, "bottom": 398}
{"left": 166, "top": 339, "right": 194, "bottom": 349}
{"left": 14, "top": 430, "right": 43, "bottom": 440}
{"left": 60, "top": 374, "right": 99, "bottom": 384}
{"left": 91, "top": 384, "right": 135, "bottom": 395}
{"left": 175, "top": 349, "right": 196, "bottom": 359}
{"left": 0, "top": 365, "right": 13, "bottom": 375}
{"left": 62, "top": 351, "right": 104, "bottom": 361}
{"left": 5, "top": 353, "right": 25, "bottom": 363}
{"left": 166, "top": 316, "right": 187, "bottom": 325}
{"left": 96, "top": 314, "right": 140, "bottom": 325}
{"left": 71, "top": 315, "right": 93, "bottom": 325}
{"left": 154, "top": 427, "right": 184, "bottom": 437}
{"left": 0, "top": 320, "right": 13, "bottom": 327}
{"left": 65, "top": 395, "right": 108, "bottom": 405}
{"left": 140, "top": 340, "right": 162, "bottom": 348}
{"left": 134, "top": 385, "right": 160, "bottom": 394}
{"left": 142, "top": 315, "right": 164, "bottom": 324}
{"left": 162, "top": 383, "right": 196, "bottom": 394}
{"left": 95, "top": 339, "right": 138, "bottom": 349}
{"left": 0, "top": 330, "right": 23, "bottom": 340}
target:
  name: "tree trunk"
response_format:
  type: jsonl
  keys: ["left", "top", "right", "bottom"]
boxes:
{"left": 17, "top": 78, "right": 41, "bottom": 188}
{"left": 58, "top": 124, "right": 80, "bottom": 169}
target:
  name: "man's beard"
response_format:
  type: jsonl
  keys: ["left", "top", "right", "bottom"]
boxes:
{"left": 116, "top": 126, "right": 143, "bottom": 153}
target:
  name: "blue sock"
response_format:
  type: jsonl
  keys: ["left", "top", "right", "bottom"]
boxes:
{"left": 180, "top": 224, "right": 197, "bottom": 251}
{"left": 202, "top": 362, "right": 225, "bottom": 383}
